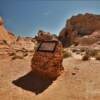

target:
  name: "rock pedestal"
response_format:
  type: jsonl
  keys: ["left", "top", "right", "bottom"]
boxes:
{"left": 31, "top": 40, "right": 63, "bottom": 79}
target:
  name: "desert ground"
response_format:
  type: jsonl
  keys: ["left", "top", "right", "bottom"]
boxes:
{"left": 0, "top": 51, "right": 100, "bottom": 100}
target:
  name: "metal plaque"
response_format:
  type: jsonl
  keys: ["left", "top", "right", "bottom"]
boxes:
{"left": 37, "top": 41, "right": 57, "bottom": 52}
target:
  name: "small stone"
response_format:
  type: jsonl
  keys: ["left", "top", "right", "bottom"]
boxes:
{"left": 72, "top": 72, "right": 76, "bottom": 75}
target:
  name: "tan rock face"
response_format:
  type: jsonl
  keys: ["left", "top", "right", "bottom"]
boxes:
{"left": 0, "top": 17, "right": 16, "bottom": 43}
{"left": 0, "top": 17, "right": 4, "bottom": 25}
{"left": 75, "top": 31, "right": 100, "bottom": 45}
{"left": 31, "top": 41, "right": 63, "bottom": 79}
{"left": 59, "top": 13, "right": 100, "bottom": 47}
{"left": 13, "top": 37, "right": 36, "bottom": 51}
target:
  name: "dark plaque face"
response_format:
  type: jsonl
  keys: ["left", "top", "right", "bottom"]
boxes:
{"left": 37, "top": 41, "right": 57, "bottom": 52}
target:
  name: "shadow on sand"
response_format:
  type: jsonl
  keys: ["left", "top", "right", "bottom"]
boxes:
{"left": 12, "top": 71, "right": 56, "bottom": 95}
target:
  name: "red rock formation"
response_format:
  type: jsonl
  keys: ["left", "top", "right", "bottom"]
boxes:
{"left": 78, "top": 31, "right": 100, "bottom": 45}
{"left": 59, "top": 13, "right": 100, "bottom": 47}
{"left": 0, "top": 17, "right": 16, "bottom": 43}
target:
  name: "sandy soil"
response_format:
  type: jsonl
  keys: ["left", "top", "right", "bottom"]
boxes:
{"left": 0, "top": 54, "right": 100, "bottom": 100}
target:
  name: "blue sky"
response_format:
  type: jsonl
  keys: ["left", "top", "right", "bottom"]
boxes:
{"left": 0, "top": 0, "right": 100, "bottom": 36}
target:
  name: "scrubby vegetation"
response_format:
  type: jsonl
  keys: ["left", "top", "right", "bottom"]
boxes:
{"left": 95, "top": 52, "right": 100, "bottom": 60}
{"left": 62, "top": 50, "right": 72, "bottom": 58}
{"left": 82, "top": 54, "right": 90, "bottom": 61}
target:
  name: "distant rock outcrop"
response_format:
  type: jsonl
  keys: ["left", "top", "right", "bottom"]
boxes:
{"left": 0, "top": 17, "right": 37, "bottom": 58}
{"left": 59, "top": 13, "right": 100, "bottom": 47}
{"left": 35, "top": 30, "right": 58, "bottom": 42}
{"left": 36, "top": 30, "right": 52, "bottom": 41}
{"left": 12, "top": 36, "right": 36, "bottom": 52}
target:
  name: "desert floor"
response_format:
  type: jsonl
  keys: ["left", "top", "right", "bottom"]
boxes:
{"left": 0, "top": 54, "right": 100, "bottom": 100}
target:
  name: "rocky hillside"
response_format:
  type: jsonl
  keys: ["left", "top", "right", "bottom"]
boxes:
{"left": 12, "top": 36, "right": 36, "bottom": 51}
{"left": 59, "top": 13, "right": 100, "bottom": 47}
{"left": 0, "top": 17, "right": 36, "bottom": 59}
{"left": 0, "top": 17, "right": 16, "bottom": 44}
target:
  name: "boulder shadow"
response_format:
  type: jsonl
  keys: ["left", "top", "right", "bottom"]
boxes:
{"left": 12, "top": 71, "right": 55, "bottom": 95}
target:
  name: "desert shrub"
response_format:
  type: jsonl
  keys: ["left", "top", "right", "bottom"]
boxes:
{"left": 80, "top": 48, "right": 85, "bottom": 52}
{"left": 88, "top": 50, "right": 100, "bottom": 61}
{"left": 95, "top": 53, "right": 100, "bottom": 60}
{"left": 91, "top": 51, "right": 96, "bottom": 57}
{"left": 11, "top": 56, "right": 16, "bottom": 60}
{"left": 63, "top": 50, "right": 72, "bottom": 58}
{"left": 3, "top": 40, "right": 8, "bottom": 45}
{"left": 89, "top": 50, "right": 97, "bottom": 57}
{"left": 82, "top": 54, "right": 90, "bottom": 61}
{"left": 9, "top": 52, "right": 15, "bottom": 56}
{"left": 72, "top": 49, "right": 77, "bottom": 53}
{"left": 12, "top": 56, "right": 23, "bottom": 60}
{"left": 76, "top": 51, "right": 80, "bottom": 54}
{"left": 96, "top": 55, "right": 100, "bottom": 60}
{"left": 23, "top": 52, "right": 28, "bottom": 57}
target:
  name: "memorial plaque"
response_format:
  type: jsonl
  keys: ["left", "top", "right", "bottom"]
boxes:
{"left": 31, "top": 40, "right": 63, "bottom": 79}
{"left": 37, "top": 41, "right": 57, "bottom": 52}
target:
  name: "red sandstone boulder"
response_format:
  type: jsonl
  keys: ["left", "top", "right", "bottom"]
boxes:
{"left": 31, "top": 40, "right": 63, "bottom": 79}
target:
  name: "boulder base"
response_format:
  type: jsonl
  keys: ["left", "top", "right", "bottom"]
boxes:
{"left": 31, "top": 41, "right": 63, "bottom": 79}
